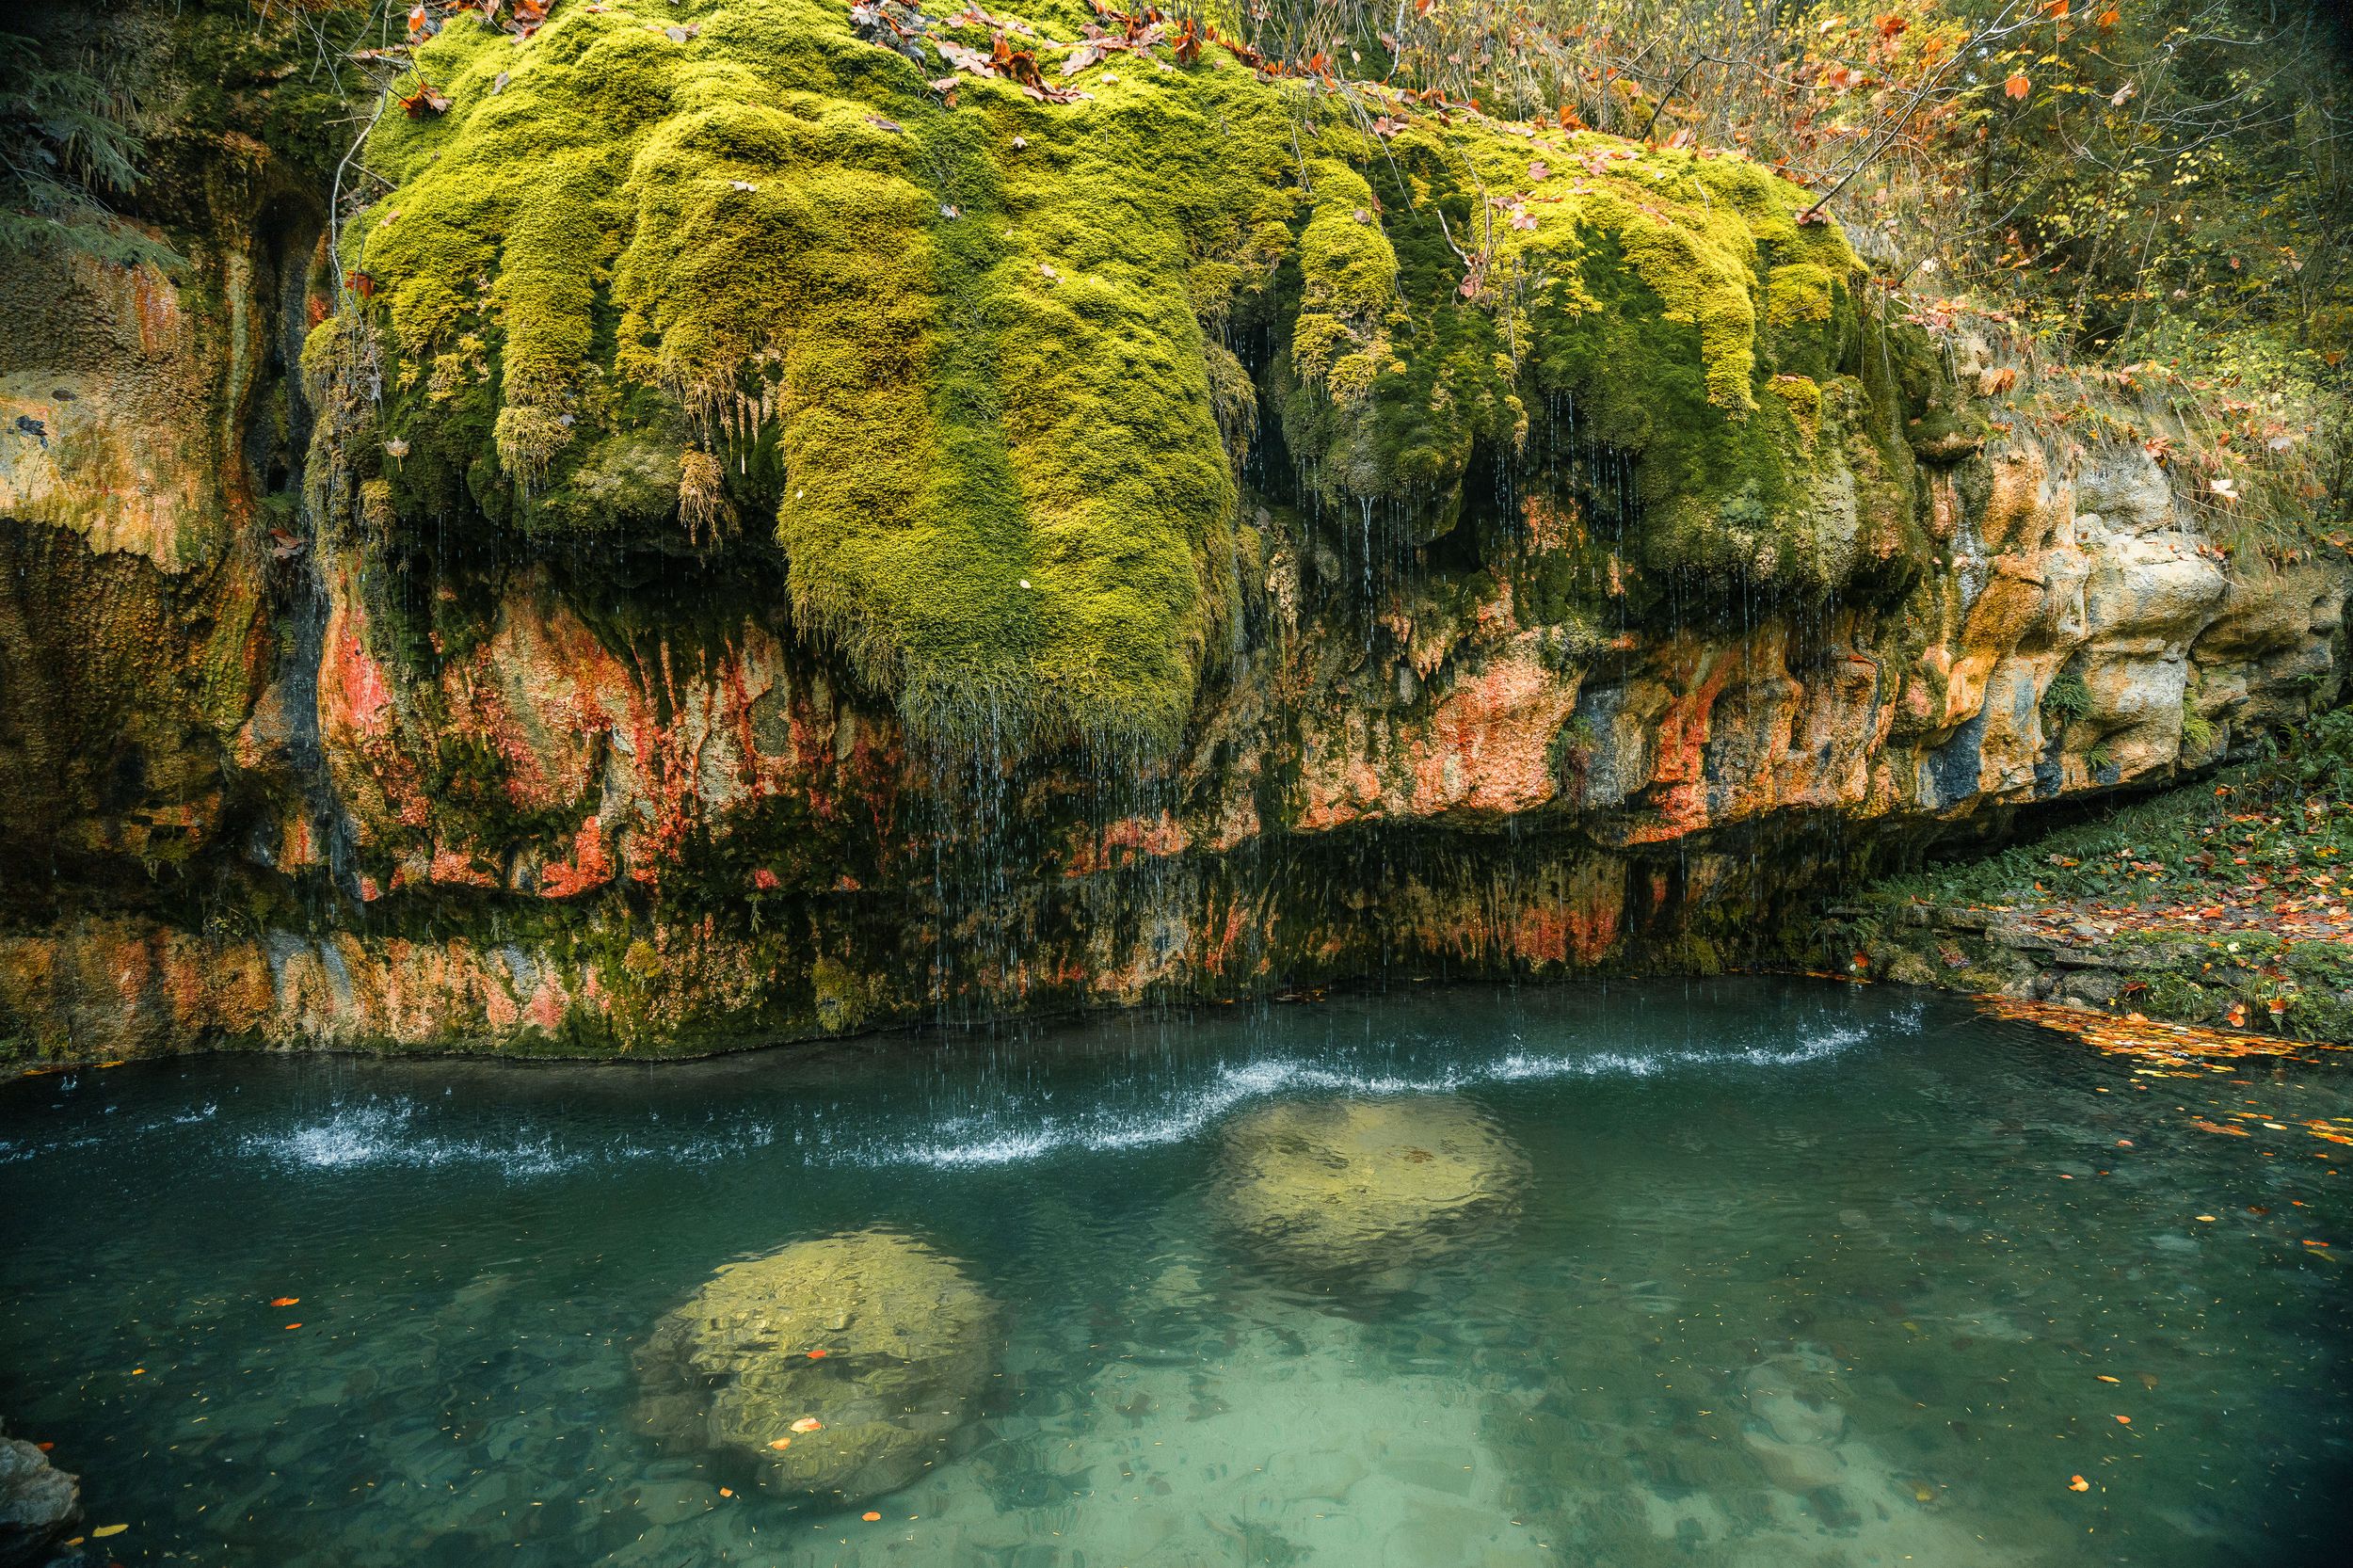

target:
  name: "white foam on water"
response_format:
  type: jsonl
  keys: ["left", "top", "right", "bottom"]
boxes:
{"left": 0, "top": 1096, "right": 216, "bottom": 1166}
{"left": 603, "top": 1117, "right": 779, "bottom": 1165}
{"left": 0, "top": 1131, "right": 102, "bottom": 1165}
{"left": 208, "top": 1009, "right": 1883, "bottom": 1178}
{"left": 241, "top": 1101, "right": 587, "bottom": 1178}
{"left": 878, "top": 1018, "right": 1870, "bottom": 1169}
{"left": 234, "top": 1099, "right": 792, "bottom": 1178}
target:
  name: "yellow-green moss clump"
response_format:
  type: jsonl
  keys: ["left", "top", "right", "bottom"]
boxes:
{"left": 328, "top": 0, "right": 1906, "bottom": 753}
{"left": 1269, "top": 121, "right": 1911, "bottom": 590}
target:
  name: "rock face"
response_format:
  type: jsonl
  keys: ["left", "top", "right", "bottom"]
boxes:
{"left": 0, "top": 0, "right": 2345, "bottom": 1064}
{"left": 1214, "top": 1096, "right": 1528, "bottom": 1276}
{"left": 0, "top": 1424, "right": 80, "bottom": 1568}
{"left": 635, "top": 1231, "right": 1000, "bottom": 1505}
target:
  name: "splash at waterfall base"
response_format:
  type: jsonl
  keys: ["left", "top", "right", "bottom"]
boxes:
{"left": 0, "top": 0, "right": 2345, "bottom": 1064}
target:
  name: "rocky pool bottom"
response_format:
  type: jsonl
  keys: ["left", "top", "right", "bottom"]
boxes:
{"left": 1, "top": 980, "right": 2346, "bottom": 1568}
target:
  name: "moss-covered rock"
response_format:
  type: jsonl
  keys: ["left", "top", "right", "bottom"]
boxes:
{"left": 1212, "top": 1095, "right": 1528, "bottom": 1275}
{"left": 341, "top": 0, "right": 1298, "bottom": 752}
{"left": 331, "top": 0, "right": 1896, "bottom": 756}
{"left": 635, "top": 1229, "right": 1000, "bottom": 1504}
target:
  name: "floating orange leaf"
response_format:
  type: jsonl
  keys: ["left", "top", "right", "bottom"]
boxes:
{"left": 2114, "top": 1414, "right": 2131, "bottom": 1424}
{"left": 768, "top": 1437, "right": 792, "bottom": 1449}
{"left": 806, "top": 1349, "right": 830, "bottom": 1359}
{"left": 2068, "top": 1475, "right": 2090, "bottom": 1492}
{"left": 791, "top": 1416, "right": 823, "bottom": 1433}
{"left": 719, "top": 1488, "right": 733, "bottom": 1497}
{"left": 2096, "top": 1374, "right": 2120, "bottom": 1384}
{"left": 862, "top": 1512, "right": 882, "bottom": 1521}
{"left": 1975, "top": 998, "right": 2326, "bottom": 1067}
{"left": 270, "top": 1297, "right": 298, "bottom": 1307}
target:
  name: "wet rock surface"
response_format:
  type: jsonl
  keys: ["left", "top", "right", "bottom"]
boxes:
{"left": 1213, "top": 1096, "right": 1529, "bottom": 1277}
{"left": 0, "top": 1423, "right": 79, "bottom": 1568}
{"left": 634, "top": 1230, "right": 1000, "bottom": 1506}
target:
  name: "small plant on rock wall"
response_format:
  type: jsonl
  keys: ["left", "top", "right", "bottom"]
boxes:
{"left": 2180, "top": 703, "right": 2217, "bottom": 757}
{"left": 1548, "top": 713, "right": 1600, "bottom": 803}
{"left": 2041, "top": 668, "right": 2091, "bottom": 733}
{"left": 0, "top": 28, "right": 174, "bottom": 266}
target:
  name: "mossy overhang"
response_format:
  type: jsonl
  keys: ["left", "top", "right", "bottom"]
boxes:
{"left": 327, "top": 0, "right": 1896, "bottom": 756}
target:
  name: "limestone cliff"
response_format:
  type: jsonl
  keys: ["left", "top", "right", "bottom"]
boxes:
{"left": 1, "top": 0, "right": 2344, "bottom": 1062}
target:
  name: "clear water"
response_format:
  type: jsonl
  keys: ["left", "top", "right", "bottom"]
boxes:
{"left": 3, "top": 979, "right": 2348, "bottom": 1567}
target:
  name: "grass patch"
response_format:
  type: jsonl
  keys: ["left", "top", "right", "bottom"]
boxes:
{"left": 1882, "top": 711, "right": 2353, "bottom": 912}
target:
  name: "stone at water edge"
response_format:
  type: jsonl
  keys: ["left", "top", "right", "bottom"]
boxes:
{"left": 635, "top": 1229, "right": 1000, "bottom": 1507}
{"left": 1213, "top": 1096, "right": 1529, "bottom": 1277}
{"left": 0, "top": 1423, "right": 80, "bottom": 1568}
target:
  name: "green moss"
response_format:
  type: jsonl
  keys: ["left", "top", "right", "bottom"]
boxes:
{"left": 1766, "top": 374, "right": 1823, "bottom": 446}
{"left": 335, "top": 0, "right": 1895, "bottom": 753}
{"left": 341, "top": 0, "right": 1312, "bottom": 752}
{"left": 1203, "top": 340, "right": 1257, "bottom": 466}
{"left": 1763, "top": 262, "right": 1849, "bottom": 381}
{"left": 1271, "top": 122, "right": 1899, "bottom": 598}
{"left": 2180, "top": 673, "right": 2217, "bottom": 754}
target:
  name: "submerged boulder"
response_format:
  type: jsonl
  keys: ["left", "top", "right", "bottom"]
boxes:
{"left": 1213, "top": 1095, "right": 1528, "bottom": 1276}
{"left": 0, "top": 1422, "right": 80, "bottom": 1568}
{"left": 636, "top": 1229, "right": 1000, "bottom": 1505}
{"left": 1743, "top": 1352, "right": 1847, "bottom": 1447}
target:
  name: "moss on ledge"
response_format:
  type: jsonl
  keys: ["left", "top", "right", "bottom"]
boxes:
{"left": 330, "top": 0, "right": 1900, "bottom": 754}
